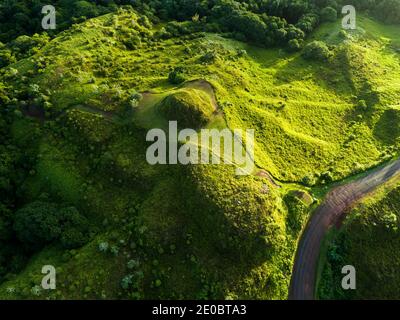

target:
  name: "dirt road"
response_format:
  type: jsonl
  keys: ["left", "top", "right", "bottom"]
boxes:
{"left": 289, "top": 159, "right": 400, "bottom": 300}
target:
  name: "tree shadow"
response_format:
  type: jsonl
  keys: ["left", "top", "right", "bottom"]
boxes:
{"left": 373, "top": 109, "right": 400, "bottom": 146}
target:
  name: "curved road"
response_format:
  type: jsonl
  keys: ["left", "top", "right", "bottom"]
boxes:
{"left": 289, "top": 159, "right": 400, "bottom": 300}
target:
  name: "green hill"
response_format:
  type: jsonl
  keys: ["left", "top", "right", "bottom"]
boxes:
{"left": 0, "top": 6, "right": 399, "bottom": 299}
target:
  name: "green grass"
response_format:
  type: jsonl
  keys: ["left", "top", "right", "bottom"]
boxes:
{"left": 8, "top": 11, "right": 400, "bottom": 183}
{"left": 1, "top": 7, "right": 400, "bottom": 299}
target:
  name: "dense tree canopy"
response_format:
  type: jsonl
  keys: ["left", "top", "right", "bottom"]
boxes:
{"left": 0, "top": 0, "right": 398, "bottom": 53}
{"left": 14, "top": 201, "right": 90, "bottom": 249}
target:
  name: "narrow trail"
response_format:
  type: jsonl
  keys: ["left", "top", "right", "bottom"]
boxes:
{"left": 289, "top": 158, "right": 400, "bottom": 300}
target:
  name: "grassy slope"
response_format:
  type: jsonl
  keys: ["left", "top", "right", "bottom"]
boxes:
{"left": 0, "top": 8, "right": 399, "bottom": 299}
{"left": 317, "top": 176, "right": 400, "bottom": 299}
{"left": 11, "top": 11, "right": 400, "bottom": 182}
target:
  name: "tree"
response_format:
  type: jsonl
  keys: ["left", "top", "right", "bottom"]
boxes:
{"left": 14, "top": 201, "right": 90, "bottom": 249}
{"left": 357, "top": 99, "right": 368, "bottom": 111}
{"left": 375, "top": 0, "right": 400, "bottom": 24}
{"left": 0, "top": 46, "right": 15, "bottom": 68}
{"left": 303, "top": 40, "right": 333, "bottom": 61}
{"left": 296, "top": 13, "right": 319, "bottom": 33}
{"left": 321, "top": 6, "right": 338, "bottom": 22}
{"left": 14, "top": 201, "right": 61, "bottom": 248}
{"left": 58, "top": 206, "right": 90, "bottom": 249}
{"left": 73, "top": 1, "right": 99, "bottom": 18}
{"left": 287, "top": 39, "right": 302, "bottom": 52}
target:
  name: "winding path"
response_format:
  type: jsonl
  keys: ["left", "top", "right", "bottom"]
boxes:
{"left": 289, "top": 158, "right": 400, "bottom": 300}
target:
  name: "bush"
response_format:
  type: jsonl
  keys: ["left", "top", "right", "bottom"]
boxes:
{"left": 302, "top": 41, "right": 333, "bottom": 61}
{"left": 321, "top": 7, "right": 338, "bottom": 23}
{"left": 320, "top": 171, "right": 334, "bottom": 184}
{"left": 98, "top": 242, "right": 109, "bottom": 252}
{"left": 168, "top": 67, "right": 186, "bottom": 85}
{"left": 129, "top": 92, "right": 143, "bottom": 108}
{"left": 0, "top": 48, "right": 15, "bottom": 68}
{"left": 357, "top": 99, "right": 368, "bottom": 111}
{"left": 199, "top": 51, "right": 218, "bottom": 64}
{"left": 123, "top": 35, "right": 141, "bottom": 50}
{"left": 10, "top": 33, "right": 49, "bottom": 59}
{"left": 338, "top": 30, "right": 347, "bottom": 39}
{"left": 284, "top": 192, "right": 308, "bottom": 235}
{"left": 236, "top": 49, "right": 247, "bottom": 57}
{"left": 301, "top": 174, "right": 316, "bottom": 186}
{"left": 287, "top": 39, "right": 303, "bottom": 52}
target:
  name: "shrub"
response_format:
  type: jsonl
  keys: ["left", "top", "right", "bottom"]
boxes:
{"left": 284, "top": 192, "right": 308, "bottom": 235}
{"left": 296, "top": 13, "right": 320, "bottom": 33}
{"left": 236, "top": 49, "right": 247, "bottom": 57}
{"left": 338, "top": 30, "right": 348, "bottom": 39}
{"left": 10, "top": 33, "right": 49, "bottom": 59}
{"left": 127, "top": 259, "right": 140, "bottom": 269}
{"left": 129, "top": 92, "right": 142, "bottom": 108}
{"left": 123, "top": 35, "right": 141, "bottom": 50}
{"left": 168, "top": 67, "right": 186, "bottom": 85}
{"left": 121, "top": 275, "right": 133, "bottom": 289}
{"left": 0, "top": 48, "right": 15, "bottom": 68}
{"left": 287, "top": 39, "right": 303, "bottom": 52}
{"left": 303, "top": 41, "right": 333, "bottom": 61}
{"left": 199, "top": 51, "right": 218, "bottom": 64}
{"left": 320, "top": 171, "right": 334, "bottom": 184}
{"left": 357, "top": 99, "right": 368, "bottom": 111}
{"left": 98, "top": 242, "right": 109, "bottom": 252}
{"left": 301, "top": 174, "right": 316, "bottom": 186}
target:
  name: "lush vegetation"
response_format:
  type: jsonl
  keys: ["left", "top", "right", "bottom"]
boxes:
{"left": 1, "top": 0, "right": 399, "bottom": 49}
{"left": 0, "top": 0, "right": 399, "bottom": 300}
{"left": 318, "top": 178, "right": 400, "bottom": 299}
{"left": 159, "top": 88, "right": 215, "bottom": 129}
